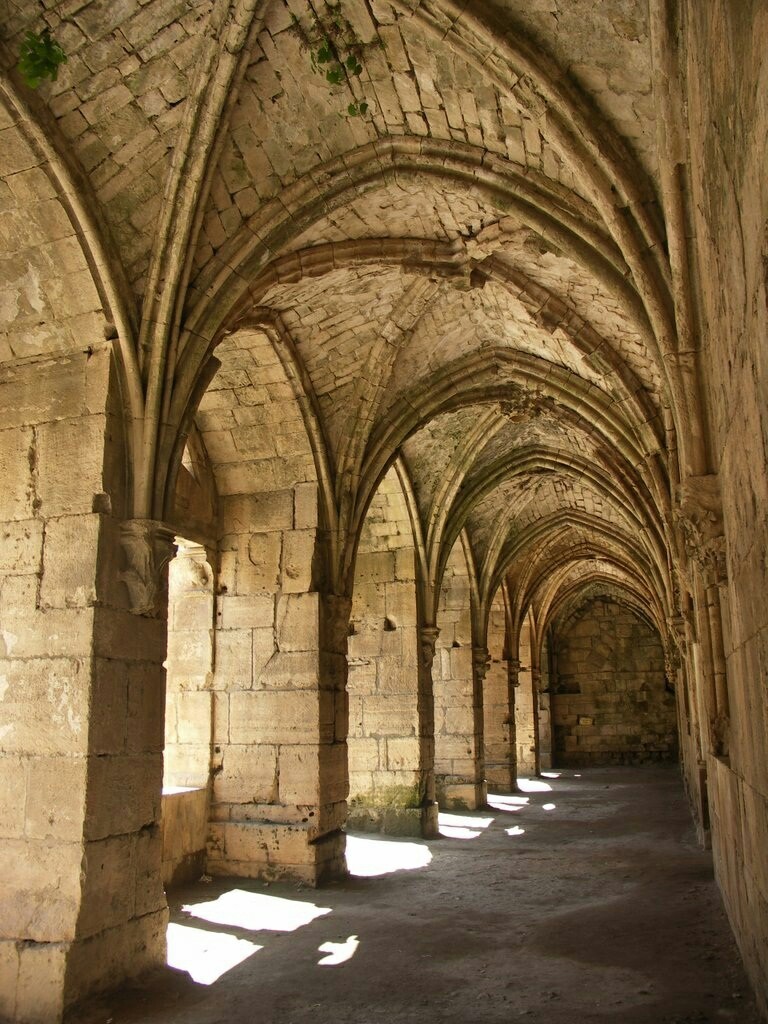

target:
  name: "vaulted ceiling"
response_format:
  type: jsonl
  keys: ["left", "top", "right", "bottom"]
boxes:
{"left": 0, "top": 0, "right": 692, "bottom": 640}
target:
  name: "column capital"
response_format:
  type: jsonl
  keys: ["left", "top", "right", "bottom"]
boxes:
{"left": 471, "top": 645, "right": 491, "bottom": 683}
{"left": 419, "top": 625, "right": 440, "bottom": 670}
{"left": 119, "top": 518, "right": 176, "bottom": 617}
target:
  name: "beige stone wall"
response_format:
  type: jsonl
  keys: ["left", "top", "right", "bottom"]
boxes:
{"left": 483, "top": 591, "right": 515, "bottom": 792}
{"left": 163, "top": 541, "right": 214, "bottom": 789}
{"left": 683, "top": 2, "right": 768, "bottom": 1011}
{"left": 515, "top": 615, "right": 537, "bottom": 775}
{"left": 160, "top": 787, "right": 207, "bottom": 888}
{"left": 434, "top": 542, "right": 481, "bottom": 809}
{"left": 551, "top": 598, "right": 676, "bottom": 767}
{"left": 538, "top": 635, "right": 553, "bottom": 771}
{"left": 347, "top": 469, "right": 421, "bottom": 833}
{"left": 206, "top": 483, "right": 347, "bottom": 882}
{"left": 0, "top": 347, "right": 167, "bottom": 1020}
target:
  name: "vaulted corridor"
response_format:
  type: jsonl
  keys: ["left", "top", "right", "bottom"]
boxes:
{"left": 1, "top": 2, "right": 767, "bottom": 1021}
{"left": 68, "top": 767, "right": 760, "bottom": 1024}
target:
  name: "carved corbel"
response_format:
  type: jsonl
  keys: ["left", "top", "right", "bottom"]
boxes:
{"left": 472, "top": 645, "right": 491, "bottom": 684}
{"left": 419, "top": 625, "right": 440, "bottom": 672}
{"left": 119, "top": 519, "right": 176, "bottom": 617}
{"left": 508, "top": 658, "right": 522, "bottom": 687}
{"left": 674, "top": 474, "right": 728, "bottom": 586}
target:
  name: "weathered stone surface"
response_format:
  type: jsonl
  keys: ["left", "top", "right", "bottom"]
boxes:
{"left": 0, "top": 0, "right": 767, "bottom": 1016}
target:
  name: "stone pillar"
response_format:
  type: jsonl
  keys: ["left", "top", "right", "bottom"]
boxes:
{"left": 416, "top": 625, "right": 440, "bottom": 836}
{"left": 481, "top": 645, "right": 517, "bottom": 793}
{"left": 0, "top": 349, "right": 169, "bottom": 1023}
{"left": 207, "top": 489, "right": 347, "bottom": 884}
{"left": 433, "top": 636, "right": 485, "bottom": 811}
{"left": 164, "top": 541, "right": 215, "bottom": 789}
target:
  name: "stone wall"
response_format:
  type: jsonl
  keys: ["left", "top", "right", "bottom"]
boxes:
{"left": 434, "top": 542, "right": 481, "bottom": 809}
{"left": 551, "top": 598, "right": 676, "bottom": 766}
{"left": 683, "top": 2, "right": 768, "bottom": 1012}
{"left": 163, "top": 541, "right": 214, "bottom": 789}
{"left": 347, "top": 469, "right": 421, "bottom": 833}
{"left": 206, "top": 484, "right": 347, "bottom": 882}
{"left": 0, "top": 347, "right": 168, "bottom": 1020}
{"left": 515, "top": 616, "right": 537, "bottom": 775}
{"left": 483, "top": 591, "right": 515, "bottom": 792}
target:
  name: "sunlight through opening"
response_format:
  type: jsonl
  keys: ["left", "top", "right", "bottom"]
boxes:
{"left": 166, "top": 922, "right": 262, "bottom": 985}
{"left": 487, "top": 794, "right": 529, "bottom": 811}
{"left": 517, "top": 778, "right": 553, "bottom": 793}
{"left": 438, "top": 812, "right": 494, "bottom": 839}
{"left": 346, "top": 834, "right": 432, "bottom": 877}
{"left": 318, "top": 935, "right": 359, "bottom": 966}
{"left": 182, "top": 890, "right": 331, "bottom": 932}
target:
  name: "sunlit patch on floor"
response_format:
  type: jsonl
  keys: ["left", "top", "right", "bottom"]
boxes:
{"left": 438, "top": 812, "right": 494, "bottom": 839}
{"left": 346, "top": 834, "right": 432, "bottom": 877}
{"left": 518, "top": 778, "right": 553, "bottom": 793}
{"left": 505, "top": 825, "right": 526, "bottom": 837}
{"left": 166, "top": 922, "right": 262, "bottom": 985}
{"left": 488, "top": 793, "right": 529, "bottom": 811}
{"left": 542, "top": 803, "right": 556, "bottom": 811}
{"left": 540, "top": 772, "right": 561, "bottom": 779}
{"left": 182, "top": 890, "right": 331, "bottom": 932}
{"left": 318, "top": 935, "right": 359, "bottom": 966}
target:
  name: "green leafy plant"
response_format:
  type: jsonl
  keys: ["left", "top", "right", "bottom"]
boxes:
{"left": 18, "top": 29, "right": 67, "bottom": 88}
{"left": 294, "top": 12, "right": 371, "bottom": 119}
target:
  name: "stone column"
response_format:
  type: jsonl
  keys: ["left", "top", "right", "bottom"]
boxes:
{"left": 481, "top": 645, "right": 517, "bottom": 793}
{"left": 417, "top": 625, "right": 440, "bottom": 837}
{"left": 207, "top": 490, "right": 348, "bottom": 885}
{"left": 0, "top": 349, "right": 170, "bottom": 1022}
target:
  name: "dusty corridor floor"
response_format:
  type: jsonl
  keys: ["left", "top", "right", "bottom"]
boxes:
{"left": 70, "top": 765, "right": 761, "bottom": 1024}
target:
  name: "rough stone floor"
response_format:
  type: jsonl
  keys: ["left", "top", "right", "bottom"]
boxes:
{"left": 70, "top": 766, "right": 761, "bottom": 1024}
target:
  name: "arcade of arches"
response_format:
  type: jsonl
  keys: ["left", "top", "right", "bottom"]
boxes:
{"left": 0, "top": 1, "right": 766, "bottom": 1021}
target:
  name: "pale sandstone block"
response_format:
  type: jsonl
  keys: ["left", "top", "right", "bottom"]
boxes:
{"left": 0, "top": 837, "right": 83, "bottom": 942}
{"left": 64, "top": 908, "right": 167, "bottom": 1009}
{"left": 126, "top": 661, "right": 167, "bottom": 755}
{"left": 213, "top": 628, "right": 253, "bottom": 688}
{"left": 223, "top": 490, "right": 293, "bottom": 532}
{"left": 133, "top": 823, "right": 165, "bottom": 917}
{"left": 77, "top": 834, "right": 135, "bottom": 938}
{"left": 0, "top": 755, "right": 26, "bottom": 838}
{"left": 24, "top": 756, "right": 87, "bottom": 842}
{"left": 84, "top": 753, "right": 162, "bottom": 841}
{"left": 229, "top": 689, "right": 319, "bottom": 746}
{"left": 0, "top": 519, "right": 43, "bottom": 574}
{"left": 0, "top": 656, "right": 91, "bottom": 756}
{"left": 242, "top": 531, "right": 281, "bottom": 591}
{"left": 0, "top": 427, "right": 34, "bottom": 521}
{"left": 277, "top": 592, "right": 319, "bottom": 652}
{"left": 36, "top": 416, "right": 107, "bottom": 516}
{"left": 293, "top": 482, "right": 318, "bottom": 529}
{"left": 384, "top": 736, "right": 420, "bottom": 770}
{"left": 0, "top": 939, "right": 19, "bottom": 1021}
{"left": 260, "top": 649, "right": 318, "bottom": 690}
{"left": 281, "top": 529, "right": 315, "bottom": 592}
{"left": 219, "top": 593, "right": 274, "bottom": 630}
{"left": 15, "top": 939, "right": 67, "bottom": 1024}
{"left": 215, "top": 744, "right": 278, "bottom": 804}
{"left": 173, "top": 690, "right": 212, "bottom": 745}
{"left": 38, "top": 513, "right": 99, "bottom": 610}
{"left": 171, "top": 589, "right": 213, "bottom": 631}
{"left": 278, "top": 744, "right": 320, "bottom": 805}
{"left": 164, "top": 744, "right": 211, "bottom": 788}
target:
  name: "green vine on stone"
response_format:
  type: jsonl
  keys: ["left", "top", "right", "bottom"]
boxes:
{"left": 18, "top": 29, "right": 67, "bottom": 88}
{"left": 292, "top": 11, "right": 371, "bottom": 118}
